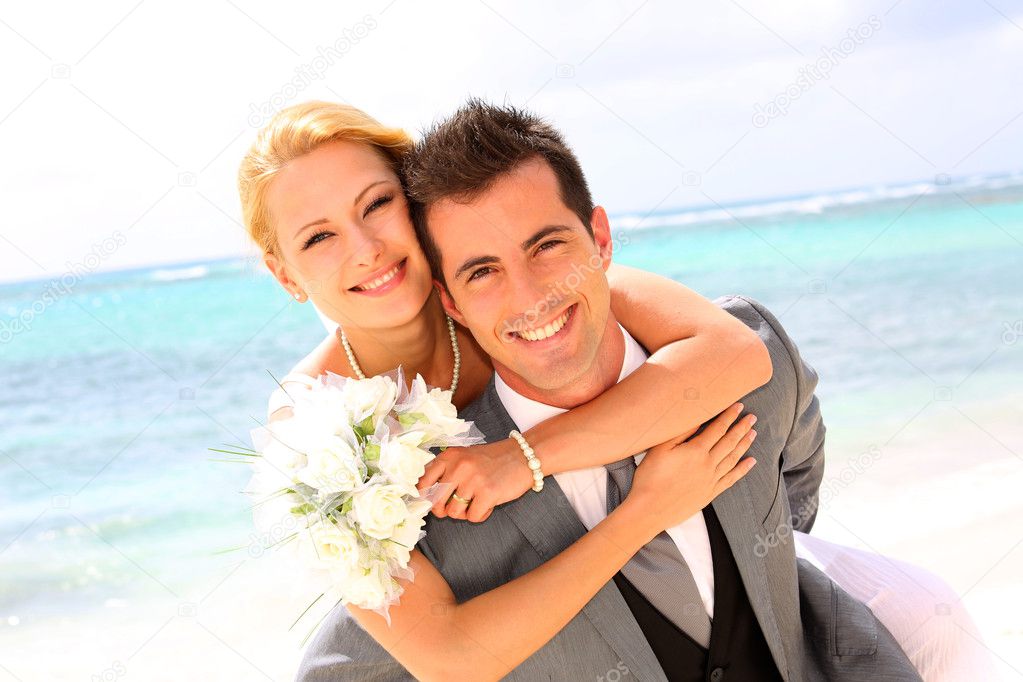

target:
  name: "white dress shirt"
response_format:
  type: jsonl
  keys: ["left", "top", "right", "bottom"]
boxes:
{"left": 495, "top": 324, "right": 716, "bottom": 618}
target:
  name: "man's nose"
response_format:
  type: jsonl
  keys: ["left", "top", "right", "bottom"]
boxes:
{"left": 507, "top": 269, "right": 557, "bottom": 325}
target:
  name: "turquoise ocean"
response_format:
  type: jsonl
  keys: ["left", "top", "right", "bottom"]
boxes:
{"left": 1, "top": 174, "right": 1021, "bottom": 665}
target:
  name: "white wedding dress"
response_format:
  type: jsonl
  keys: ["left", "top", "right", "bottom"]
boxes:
{"left": 794, "top": 531, "right": 996, "bottom": 681}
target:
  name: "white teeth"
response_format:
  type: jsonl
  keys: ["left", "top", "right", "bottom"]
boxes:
{"left": 356, "top": 262, "right": 402, "bottom": 291}
{"left": 518, "top": 308, "right": 571, "bottom": 342}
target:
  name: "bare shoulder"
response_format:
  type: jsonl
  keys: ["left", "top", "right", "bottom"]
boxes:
{"left": 268, "top": 333, "right": 351, "bottom": 422}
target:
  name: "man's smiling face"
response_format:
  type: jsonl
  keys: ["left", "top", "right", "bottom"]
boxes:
{"left": 429, "top": 157, "right": 620, "bottom": 403}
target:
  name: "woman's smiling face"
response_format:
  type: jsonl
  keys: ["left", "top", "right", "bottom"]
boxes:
{"left": 264, "top": 140, "right": 434, "bottom": 330}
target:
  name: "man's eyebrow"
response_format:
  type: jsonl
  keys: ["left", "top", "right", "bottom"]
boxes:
{"left": 452, "top": 226, "right": 576, "bottom": 281}
{"left": 453, "top": 255, "right": 499, "bottom": 281}
{"left": 294, "top": 179, "right": 391, "bottom": 238}
{"left": 521, "top": 225, "right": 574, "bottom": 250}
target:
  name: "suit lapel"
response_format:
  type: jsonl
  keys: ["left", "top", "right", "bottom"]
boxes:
{"left": 500, "top": 477, "right": 668, "bottom": 682}
{"left": 711, "top": 478, "right": 790, "bottom": 681}
{"left": 473, "top": 383, "right": 667, "bottom": 682}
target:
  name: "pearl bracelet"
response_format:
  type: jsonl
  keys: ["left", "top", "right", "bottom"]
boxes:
{"left": 509, "top": 429, "right": 544, "bottom": 493}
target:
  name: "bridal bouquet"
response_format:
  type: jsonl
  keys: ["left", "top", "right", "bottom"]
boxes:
{"left": 224, "top": 369, "right": 482, "bottom": 626}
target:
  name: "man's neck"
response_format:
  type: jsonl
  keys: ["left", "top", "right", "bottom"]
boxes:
{"left": 495, "top": 314, "right": 626, "bottom": 410}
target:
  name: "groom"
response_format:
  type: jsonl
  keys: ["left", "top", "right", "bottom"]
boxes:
{"left": 297, "top": 101, "right": 920, "bottom": 681}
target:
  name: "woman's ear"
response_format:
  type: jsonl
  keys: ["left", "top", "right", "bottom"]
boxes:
{"left": 590, "top": 206, "right": 614, "bottom": 269}
{"left": 434, "top": 279, "right": 467, "bottom": 327}
{"left": 264, "top": 252, "right": 306, "bottom": 302}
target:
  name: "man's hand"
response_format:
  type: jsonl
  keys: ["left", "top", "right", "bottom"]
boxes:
{"left": 417, "top": 440, "right": 535, "bottom": 523}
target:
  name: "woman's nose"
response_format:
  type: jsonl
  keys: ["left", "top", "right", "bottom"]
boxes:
{"left": 350, "top": 224, "right": 384, "bottom": 269}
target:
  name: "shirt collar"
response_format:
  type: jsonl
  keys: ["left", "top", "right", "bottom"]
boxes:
{"left": 494, "top": 324, "right": 649, "bottom": 432}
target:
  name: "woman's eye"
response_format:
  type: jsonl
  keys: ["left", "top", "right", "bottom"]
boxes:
{"left": 364, "top": 194, "right": 394, "bottom": 217}
{"left": 303, "top": 231, "right": 332, "bottom": 250}
{"left": 467, "top": 266, "right": 493, "bottom": 282}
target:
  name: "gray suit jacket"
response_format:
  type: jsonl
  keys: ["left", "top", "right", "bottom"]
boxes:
{"left": 296, "top": 295, "right": 920, "bottom": 681}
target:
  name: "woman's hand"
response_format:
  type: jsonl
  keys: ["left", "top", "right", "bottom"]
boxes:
{"left": 416, "top": 439, "right": 535, "bottom": 523}
{"left": 625, "top": 402, "right": 758, "bottom": 542}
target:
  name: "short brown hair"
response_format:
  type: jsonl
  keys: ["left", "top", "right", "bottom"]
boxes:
{"left": 404, "top": 99, "right": 594, "bottom": 285}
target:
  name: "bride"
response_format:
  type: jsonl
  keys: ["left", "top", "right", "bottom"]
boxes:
{"left": 238, "top": 100, "right": 988, "bottom": 681}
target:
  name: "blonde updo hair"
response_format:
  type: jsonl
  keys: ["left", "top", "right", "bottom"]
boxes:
{"left": 238, "top": 100, "right": 413, "bottom": 256}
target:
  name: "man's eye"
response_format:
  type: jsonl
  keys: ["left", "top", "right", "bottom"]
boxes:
{"left": 303, "top": 231, "right": 332, "bottom": 250}
{"left": 467, "top": 266, "right": 493, "bottom": 282}
{"left": 364, "top": 194, "right": 394, "bottom": 217}
{"left": 537, "top": 239, "right": 564, "bottom": 253}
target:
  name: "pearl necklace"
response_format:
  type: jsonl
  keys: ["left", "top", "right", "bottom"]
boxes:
{"left": 337, "top": 315, "right": 461, "bottom": 394}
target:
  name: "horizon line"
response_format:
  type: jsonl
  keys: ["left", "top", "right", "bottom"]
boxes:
{"left": 2, "top": 167, "right": 1021, "bottom": 288}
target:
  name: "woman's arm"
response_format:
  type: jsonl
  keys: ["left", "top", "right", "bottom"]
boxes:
{"left": 358, "top": 509, "right": 649, "bottom": 680}
{"left": 539, "top": 263, "right": 772, "bottom": 467}
{"left": 421, "top": 264, "right": 771, "bottom": 522}
{"left": 267, "top": 334, "right": 353, "bottom": 422}
{"left": 352, "top": 407, "right": 756, "bottom": 681}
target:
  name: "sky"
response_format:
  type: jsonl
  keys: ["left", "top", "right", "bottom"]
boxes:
{"left": 1, "top": 0, "right": 1021, "bottom": 283}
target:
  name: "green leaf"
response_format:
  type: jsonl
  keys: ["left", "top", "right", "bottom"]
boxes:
{"left": 398, "top": 412, "right": 427, "bottom": 427}
{"left": 289, "top": 592, "right": 324, "bottom": 632}
{"left": 300, "top": 595, "right": 344, "bottom": 646}
{"left": 210, "top": 544, "right": 250, "bottom": 555}
{"left": 218, "top": 443, "right": 258, "bottom": 452}
{"left": 208, "top": 447, "right": 260, "bottom": 457}
{"left": 265, "top": 532, "right": 299, "bottom": 550}
{"left": 290, "top": 502, "right": 317, "bottom": 516}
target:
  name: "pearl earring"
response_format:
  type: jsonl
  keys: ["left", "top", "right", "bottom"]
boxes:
{"left": 293, "top": 292, "right": 304, "bottom": 301}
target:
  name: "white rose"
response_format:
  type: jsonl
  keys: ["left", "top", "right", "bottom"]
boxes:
{"left": 384, "top": 501, "right": 430, "bottom": 565}
{"left": 343, "top": 376, "right": 398, "bottom": 431}
{"left": 399, "top": 376, "right": 470, "bottom": 444}
{"left": 303, "top": 521, "right": 365, "bottom": 571}
{"left": 297, "top": 435, "right": 366, "bottom": 494}
{"left": 350, "top": 483, "right": 411, "bottom": 540}
{"left": 376, "top": 433, "right": 435, "bottom": 492}
{"left": 294, "top": 385, "right": 359, "bottom": 440}
{"left": 340, "top": 560, "right": 394, "bottom": 610}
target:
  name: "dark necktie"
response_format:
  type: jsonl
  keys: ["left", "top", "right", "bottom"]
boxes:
{"left": 605, "top": 456, "right": 713, "bottom": 647}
